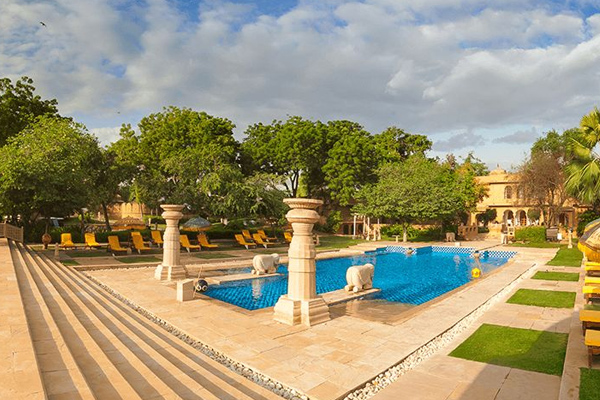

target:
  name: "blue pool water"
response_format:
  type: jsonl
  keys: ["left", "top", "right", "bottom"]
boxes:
{"left": 203, "top": 247, "right": 514, "bottom": 310}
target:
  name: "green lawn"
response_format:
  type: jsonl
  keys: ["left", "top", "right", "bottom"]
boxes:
{"left": 532, "top": 271, "right": 580, "bottom": 282}
{"left": 546, "top": 246, "right": 583, "bottom": 267}
{"left": 449, "top": 324, "right": 568, "bottom": 376}
{"left": 580, "top": 368, "right": 600, "bottom": 400}
{"left": 507, "top": 289, "right": 576, "bottom": 308}
{"left": 508, "top": 242, "right": 562, "bottom": 248}
{"left": 67, "top": 250, "right": 110, "bottom": 258}
{"left": 116, "top": 256, "right": 161, "bottom": 264}
{"left": 317, "top": 236, "right": 366, "bottom": 250}
{"left": 193, "top": 253, "right": 237, "bottom": 259}
{"left": 61, "top": 259, "right": 80, "bottom": 266}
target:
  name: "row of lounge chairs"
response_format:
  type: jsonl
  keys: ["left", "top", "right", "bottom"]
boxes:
{"left": 579, "top": 260, "right": 600, "bottom": 366}
{"left": 234, "top": 229, "right": 293, "bottom": 249}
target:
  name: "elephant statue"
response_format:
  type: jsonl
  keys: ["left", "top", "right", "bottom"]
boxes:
{"left": 345, "top": 263, "right": 375, "bottom": 293}
{"left": 252, "top": 253, "right": 280, "bottom": 275}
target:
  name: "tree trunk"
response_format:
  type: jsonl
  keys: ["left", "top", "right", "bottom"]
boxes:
{"left": 402, "top": 225, "right": 408, "bottom": 243}
{"left": 79, "top": 208, "right": 86, "bottom": 238}
{"left": 101, "top": 202, "right": 111, "bottom": 231}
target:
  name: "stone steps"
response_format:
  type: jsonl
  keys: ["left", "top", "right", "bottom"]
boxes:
{"left": 10, "top": 241, "right": 282, "bottom": 400}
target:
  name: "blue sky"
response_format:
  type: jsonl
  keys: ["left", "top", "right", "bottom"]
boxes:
{"left": 1, "top": 0, "right": 600, "bottom": 170}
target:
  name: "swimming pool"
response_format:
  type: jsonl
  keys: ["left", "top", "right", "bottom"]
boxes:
{"left": 203, "top": 246, "right": 515, "bottom": 310}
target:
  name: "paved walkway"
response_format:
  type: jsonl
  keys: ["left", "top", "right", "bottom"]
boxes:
{"left": 372, "top": 255, "right": 581, "bottom": 400}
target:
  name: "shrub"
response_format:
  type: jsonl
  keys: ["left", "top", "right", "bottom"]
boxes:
{"left": 317, "top": 211, "right": 343, "bottom": 233}
{"left": 515, "top": 226, "right": 546, "bottom": 243}
{"left": 577, "top": 210, "right": 600, "bottom": 236}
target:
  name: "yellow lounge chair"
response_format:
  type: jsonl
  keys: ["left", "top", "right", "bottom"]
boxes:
{"left": 242, "top": 229, "right": 254, "bottom": 242}
{"left": 585, "top": 277, "right": 600, "bottom": 285}
{"left": 197, "top": 233, "right": 218, "bottom": 249}
{"left": 107, "top": 235, "right": 128, "bottom": 255}
{"left": 253, "top": 233, "right": 275, "bottom": 248}
{"left": 60, "top": 233, "right": 76, "bottom": 249}
{"left": 284, "top": 231, "right": 293, "bottom": 244}
{"left": 257, "top": 229, "right": 277, "bottom": 242}
{"left": 584, "top": 285, "right": 600, "bottom": 303}
{"left": 180, "top": 235, "right": 200, "bottom": 252}
{"left": 580, "top": 310, "right": 600, "bottom": 333}
{"left": 151, "top": 230, "right": 163, "bottom": 248}
{"left": 131, "top": 232, "right": 152, "bottom": 254}
{"left": 235, "top": 234, "right": 256, "bottom": 249}
{"left": 585, "top": 329, "right": 600, "bottom": 367}
{"left": 586, "top": 261, "right": 600, "bottom": 266}
{"left": 84, "top": 233, "right": 102, "bottom": 249}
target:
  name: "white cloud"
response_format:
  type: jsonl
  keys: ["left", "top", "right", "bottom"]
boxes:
{"left": 1, "top": 0, "right": 599, "bottom": 162}
{"left": 89, "top": 126, "right": 121, "bottom": 145}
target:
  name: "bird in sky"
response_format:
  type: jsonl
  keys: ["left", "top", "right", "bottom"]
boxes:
{"left": 40, "top": 21, "right": 46, "bottom": 27}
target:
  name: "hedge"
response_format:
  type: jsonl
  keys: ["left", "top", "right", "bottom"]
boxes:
{"left": 515, "top": 226, "right": 546, "bottom": 243}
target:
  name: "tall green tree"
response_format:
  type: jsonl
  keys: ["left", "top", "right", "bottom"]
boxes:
{"left": 0, "top": 116, "right": 102, "bottom": 229}
{"left": 0, "top": 76, "right": 60, "bottom": 146}
{"left": 322, "top": 121, "right": 376, "bottom": 205}
{"left": 354, "top": 154, "right": 479, "bottom": 239}
{"left": 112, "top": 107, "right": 239, "bottom": 210}
{"left": 565, "top": 107, "right": 600, "bottom": 205}
{"left": 373, "top": 126, "right": 432, "bottom": 165}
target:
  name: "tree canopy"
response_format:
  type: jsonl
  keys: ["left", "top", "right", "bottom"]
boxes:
{"left": 0, "top": 116, "right": 102, "bottom": 225}
{"left": 0, "top": 76, "right": 60, "bottom": 146}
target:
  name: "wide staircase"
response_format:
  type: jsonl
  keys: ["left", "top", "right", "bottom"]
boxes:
{"left": 6, "top": 240, "right": 282, "bottom": 400}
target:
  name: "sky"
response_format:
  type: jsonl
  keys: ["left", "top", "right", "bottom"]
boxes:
{"left": 1, "top": 0, "right": 600, "bottom": 170}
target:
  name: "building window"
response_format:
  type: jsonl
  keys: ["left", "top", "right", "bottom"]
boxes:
{"left": 504, "top": 186, "right": 513, "bottom": 199}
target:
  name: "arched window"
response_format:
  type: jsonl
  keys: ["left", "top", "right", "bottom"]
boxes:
{"left": 504, "top": 186, "right": 513, "bottom": 199}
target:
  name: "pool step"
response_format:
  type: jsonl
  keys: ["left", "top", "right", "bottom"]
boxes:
{"left": 205, "top": 272, "right": 281, "bottom": 285}
{"left": 322, "top": 288, "right": 381, "bottom": 305}
{"left": 10, "top": 241, "right": 283, "bottom": 400}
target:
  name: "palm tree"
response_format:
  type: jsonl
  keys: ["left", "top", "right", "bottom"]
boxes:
{"left": 565, "top": 107, "right": 600, "bottom": 204}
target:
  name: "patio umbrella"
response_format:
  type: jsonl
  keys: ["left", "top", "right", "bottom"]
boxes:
{"left": 112, "top": 216, "right": 146, "bottom": 231}
{"left": 182, "top": 216, "right": 211, "bottom": 231}
{"left": 578, "top": 217, "right": 600, "bottom": 262}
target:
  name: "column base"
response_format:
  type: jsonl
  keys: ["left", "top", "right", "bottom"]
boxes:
{"left": 154, "top": 264, "right": 188, "bottom": 281}
{"left": 273, "top": 295, "right": 330, "bottom": 327}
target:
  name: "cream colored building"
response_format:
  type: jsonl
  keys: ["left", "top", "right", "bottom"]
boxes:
{"left": 470, "top": 167, "right": 585, "bottom": 228}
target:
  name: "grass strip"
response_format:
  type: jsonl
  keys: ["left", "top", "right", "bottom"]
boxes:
{"left": 61, "top": 259, "right": 80, "bottom": 266}
{"left": 67, "top": 250, "right": 110, "bottom": 258}
{"left": 532, "top": 271, "right": 580, "bottom": 282}
{"left": 546, "top": 246, "right": 583, "bottom": 267}
{"left": 449, "top": 324, "right": 568, "bottom": 376}
{"left": 507, "top": 288, "right": 576, "bottom": 308}
{"left": 580, "top": 368, "right": 600, "bottom": 400}
{"left": 117, "top": 256, "right": 161, "bottom": 264}
{"left": 193, "top": 253, "right": 237, "bottom": 259}
{"left": 508, "top": 242, "right": 562, "bottom": 248}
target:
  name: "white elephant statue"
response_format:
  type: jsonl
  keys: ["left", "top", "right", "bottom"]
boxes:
{"left": 345, "top": 263, "right": 375, "bottom": 293}
{"left": 252, "top": 253, "right": 280, "bottom": 275}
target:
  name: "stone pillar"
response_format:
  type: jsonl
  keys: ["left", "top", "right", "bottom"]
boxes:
{"left": 154, "top": 204, "right": 187, "bottom": 281}
{"left": 274, "top": 198, "right": 330, "bottom": 327}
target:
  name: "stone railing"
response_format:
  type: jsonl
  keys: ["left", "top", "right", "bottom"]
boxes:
{"left": 0, "top": 223, "right": 24, "bottom": 242}
{"left": 457, "top": 224, "right": 478, "bottom": 241}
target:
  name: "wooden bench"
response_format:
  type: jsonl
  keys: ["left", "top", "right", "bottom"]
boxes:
{"left": 585, "top": 329, "right": 600, "bottom": 367}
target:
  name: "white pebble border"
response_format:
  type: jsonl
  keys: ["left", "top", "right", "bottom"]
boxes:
{"left": 82, "top": 272, "right": 307, "bottom": 400}
{"left": 343, "top": 262, "right": 539, "bottom": 400}
{"left": 80, "top": 261, "right": 537, "bottom": 400}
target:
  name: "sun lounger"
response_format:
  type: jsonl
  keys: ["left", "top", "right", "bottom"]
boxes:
{"left": 242, "top": 229, "right": 254, "bottom": 242}
{"left": 580, "top": 310, "right": 600, "bottom": 333}
{"left": 197, "top": 233, "right": 218, "bottom": 249}
{"left": 284, "top": 231, "right": 293, "bottom": 244}
{"left": 257, "top": 229, "right": 277, "bottom": 242}
{"left": 151, "top": 230, "right": 163, "bottom": 248}
{"left": 107, "top": 235, "right": 128, "bottom": 256}
{"left": 585, "top": 276, "right": 600, "bottom": 285}
{"left": 585, "top": 261, "right": 600, "bottom": 266}
{"left": 60, "top": 233, "right": 76, "bottom": 249}
{"left": 84, "top": 233, "right": 102, "bottom": 249}
{"left": 131, "top": 232, "right": 152, "bottom": 254}
{"left": 584, "top": 285, "right": 600, "bottom": 303}
{"left": 235, "top": 234, "right": 256, "bottom": 249}
{"left": 180, "top": 235, "right": 200, "bottom": 252}
{"left": 585, "top": 328, "right": 600, "bottom": 367}
{"left": 253, "top": 233, "right": 276, "bottom": 248}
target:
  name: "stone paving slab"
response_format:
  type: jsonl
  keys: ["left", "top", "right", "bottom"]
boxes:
{"left": 205, "top": 272, "right": 282, "bottom": 284}
{"left": 0, "top": 239, "right": 46, "bottom": 399}
{"left": 86, "top": 244, "right": 551, "bottom": 400}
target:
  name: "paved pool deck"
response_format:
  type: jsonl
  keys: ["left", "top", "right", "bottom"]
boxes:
{"left": 85, "top": 241, "right": 562, "bottom": 400}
